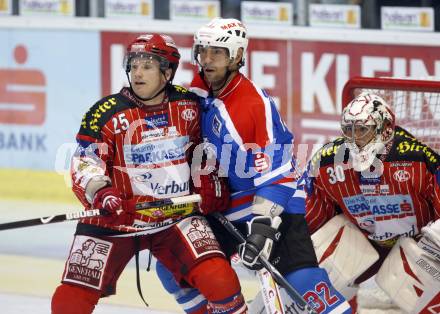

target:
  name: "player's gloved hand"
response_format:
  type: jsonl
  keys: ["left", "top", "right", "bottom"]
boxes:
{"left": 239, "top": 215, "right": 282, "bottom": 270}
{"left": 93, "top": 186, "right": 122, "bottom": 213}
{"left": 418, "top": 219, "right": 440, "bottom": 263}
{"left": 193, "top": 172, "right": 230, "bottom": 214}
{"left": 92, "top": 186, "right": 134, "bottom": 226}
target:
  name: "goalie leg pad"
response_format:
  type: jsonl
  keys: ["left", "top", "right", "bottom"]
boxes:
{"left": 376, "top": 237, "right": 440, "bottom": 313}
{"left": 419, "top": 219, "right": 440, "bottom": 262}
{"left": 311, "top": 214, "right": 379, "bottom": 299}
{"left": 51, "top": 283, "right": 101, "bottom": 314}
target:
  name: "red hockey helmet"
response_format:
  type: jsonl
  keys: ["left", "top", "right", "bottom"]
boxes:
{"left": 124, "top": 34, "right": 181, "bottom": 80}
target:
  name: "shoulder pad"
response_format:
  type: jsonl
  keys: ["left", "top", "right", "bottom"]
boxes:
{"left": 79, "top": 93, "right": 129, "bottom": 139}
{"left": 391, "top": 126, "right": 439, "bottom": 172}
{"left": 394, "top": 126, "right": 417, "bottom": 141}
{"left": 310, "top": 137, "right": 346, "bottom": 171}
{"left": 168, "top": 85, "right": 200, "bottom": 103}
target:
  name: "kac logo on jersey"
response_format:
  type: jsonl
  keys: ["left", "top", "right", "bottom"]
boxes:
{"left": 145, "top": 113, "right": 169, "bottom": 129}
{"left": 393, "top": 169, "right": 410, "bottom": 182}
{"left": 181, "top": 108, "right": 197, "bottom": 121}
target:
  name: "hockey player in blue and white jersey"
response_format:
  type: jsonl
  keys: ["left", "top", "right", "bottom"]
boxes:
{"left": 155, "top": 18, "right": 352, "bottom": 314}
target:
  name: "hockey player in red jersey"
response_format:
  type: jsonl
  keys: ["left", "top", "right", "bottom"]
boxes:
{"left": 305, "top": 93, "right": 440, "bottom": 313}
{"left": 51, "top": 34, "right": 246, "bottom": 314}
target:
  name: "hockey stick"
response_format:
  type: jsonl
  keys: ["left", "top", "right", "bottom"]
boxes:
{"left": 0, "top": 194, "right": 202, "bottom": 231}
{"left": 257, "top": 268, "right": 287, "bottom": 314}
{"left": 211, "top": 212, "right": 317, "bottom": 314}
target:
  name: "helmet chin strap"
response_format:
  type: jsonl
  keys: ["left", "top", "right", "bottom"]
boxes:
{"left": 125, "top": 71, "right": 169, "bottom": 102}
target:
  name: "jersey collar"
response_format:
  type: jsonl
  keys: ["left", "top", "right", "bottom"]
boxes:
{"left": 216, "top": 72, "right": 243, "bottom": 100}
{"left": 120, "top": 87, "right": 169, "bottom": 112}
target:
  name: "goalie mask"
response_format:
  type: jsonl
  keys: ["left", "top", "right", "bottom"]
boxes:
{"left": 192, "top": 17, "right": 248, "bottom": 67}
{"left": 341, "top": 93, "right": 395, "bottom": 172}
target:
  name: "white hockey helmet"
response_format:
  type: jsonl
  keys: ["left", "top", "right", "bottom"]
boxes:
{"left": 192, "top": 17, "right": 248, "bottom": 67}
{"left": 341, "top": 93, "right": 395, "bottom": 171}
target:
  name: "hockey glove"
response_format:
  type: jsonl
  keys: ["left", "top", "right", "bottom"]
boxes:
{"left": 193, "top": 172, "right": 230, "bottom": 215}
{"left": 239, "top": 215, "right": 282, "bottom": 270}
{"left": 92, "top": 186, "right": 134, "bottom": 225}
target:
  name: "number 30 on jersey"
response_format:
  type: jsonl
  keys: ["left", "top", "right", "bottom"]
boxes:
{"left": 326, "top": 165, "right": 345, "bottom": 184}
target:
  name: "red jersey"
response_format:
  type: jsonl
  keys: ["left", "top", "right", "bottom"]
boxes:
{"left": 305, "top": 126, "right": 440, "bottom": 247}
{"left": 71, "top": 86, "right": 201, "bottom": 231}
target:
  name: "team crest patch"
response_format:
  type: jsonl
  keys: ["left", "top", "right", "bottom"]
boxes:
{"left": 393, "top": 169, "right": 410, "bottom": 182}
{"left": 212, "top": 115, "right": 222, "bottom": 137}
{"left": 63, "top": 236, "right": 112, "bottom": 290}
{"left": 181, "top": 108, "right": 197, "bottom": 121}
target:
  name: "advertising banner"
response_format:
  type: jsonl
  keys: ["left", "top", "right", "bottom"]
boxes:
{"left": 1, "top": 21, "right": 440, "bottom": 170}
{"left": 170, "top": 0, "right": 219, "bottom": 22}
{"left": 309, "top": 4, "right": 360, "bottom": 29}
{"left": 0, "top": 0, "right": 12, "bottom": 16}
{"left": 19, "top": 0, "right": 75, "bottom": 17}
{"left": 105, "top": 0, "right": 153, "bottom": 19}
{"left": 0, "top": 30, "right": 100, "bottom": 170}
{"left": 381, "top": 6, "right": 434, "bottom": 32}
{"left": 241, "top": 1, "right": 293, "bottom": 25}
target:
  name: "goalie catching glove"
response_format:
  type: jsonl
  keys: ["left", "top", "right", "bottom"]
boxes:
{"left": 193, "top": 171, "right": 230, "bottom": 215}
{"left": 239, "top": 215, "right": 282, "bottom": 270}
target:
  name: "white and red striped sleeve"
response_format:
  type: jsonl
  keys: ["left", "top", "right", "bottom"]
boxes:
{"left": 71, "top": 117, "right": 115, "bottom": 208}
{"left": 305, "top": 167, "right": 339, "bottom": 234}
